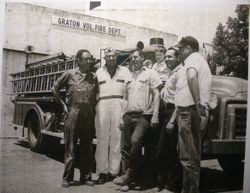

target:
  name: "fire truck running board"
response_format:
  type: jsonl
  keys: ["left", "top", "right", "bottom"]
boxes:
{"left": 41, "top": 130, "right": 98, "bottom": 145}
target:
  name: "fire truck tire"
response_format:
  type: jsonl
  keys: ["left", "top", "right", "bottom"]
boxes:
{"left": 217, "top": 155, "right": 244, "bottom": 174}
{"left": 27, "top": 115, "right": 44, "bottom": 152}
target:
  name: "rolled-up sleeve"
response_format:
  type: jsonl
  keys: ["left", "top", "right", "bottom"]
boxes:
{"left": 53, "top": 72, "right": 70, "bottom": 90}
{"left": 185, "top": 53, "right": 201, "bottom": 72}
{"left": 124, "top": 67, "right": 132, "bottom": 85}
{"left": 149, "top": 70, "right": 162, "bottom": 89}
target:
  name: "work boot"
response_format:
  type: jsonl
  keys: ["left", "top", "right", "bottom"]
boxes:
{"left": 108, "top": 173, "right": 117, "bottom": 182}
{"left": 80, "top": 175, "right": 95, "bottom": 186}
{"left": 113, "top": 169, "right": 135, "bottom": 186}
{"left": 120, "top": 185, "right": 129, "bottom": 192}
{"left": 96, "top": 173, "right": 108, "bottom": 184}
{"left": 120, "top": 181, "right": 141, "bottom": 192}
{"left": 80, "top": 179, "right": 94, "bottom": 186}
{"left": 61, "top": 180, "right": 70, "bottom": 188}
{"left": 156, "top": 184, "right": 165, "bottom": 192}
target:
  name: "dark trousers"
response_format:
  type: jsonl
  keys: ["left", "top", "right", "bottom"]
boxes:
{"left": 144, "top": 127, "right": 160, "bottom": 184}
{"left": 121, "top": 113, "right": 151, "bottom": 178}
{"left": 157, "top": 103, "right": 180, "bottom": 188}
{"left": 63, "top": 105, "right": 94, "bottom": 182}
{"left": 143, "top": 100, "right": 167, "bottom": 183}
{"left": 177, "top": 106, "right": 201, "bottom": 193}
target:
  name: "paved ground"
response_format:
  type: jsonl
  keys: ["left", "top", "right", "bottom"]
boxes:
{"left": 0, "top": 138, "right": 244, "bottom": 193}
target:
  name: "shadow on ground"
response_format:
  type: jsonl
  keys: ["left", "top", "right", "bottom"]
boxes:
{"left": 200, "top": 167, "right": 243, "bottom": 193}
{"left": 14, "top": 139, "right": 64, "bottom": 163}
{"left": 14, "top": 139, "right": 243, "bottom": 192}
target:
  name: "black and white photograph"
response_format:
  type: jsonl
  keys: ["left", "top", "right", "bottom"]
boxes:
{"left": 0, "top": 0, "right": 250, "bottom": 193}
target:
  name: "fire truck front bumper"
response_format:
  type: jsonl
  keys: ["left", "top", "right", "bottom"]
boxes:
{"left": 202, "top": 139, "right": 245, "bottom": 155}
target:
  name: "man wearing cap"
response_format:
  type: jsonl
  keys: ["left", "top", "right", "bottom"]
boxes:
{"left": 174, "top": 36, "right": 212, "bottom": 193}
{"left": 95, "top": 48, "right": 132, "bottom": 184}
{"left": 113, "top": 49, "right": 163, "bottom": 189}
{"left": 52, "top": 49, "right": 97, "bottom": 187}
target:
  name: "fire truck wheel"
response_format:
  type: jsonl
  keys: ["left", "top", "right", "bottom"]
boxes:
{"left": 217, "top": 155, "right": 244, "bottom": 174}
{"left": 27, "top": 115, "right": 44, "bottom": 152}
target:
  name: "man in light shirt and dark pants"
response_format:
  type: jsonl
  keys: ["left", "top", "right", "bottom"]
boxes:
{"left": 150, "top": 41, "right": 171, "bottom": 185}
{"left": 174, "top": 36, "right": 212, "bottom": 193}
{"left": 113, "top": 49, "right": 163, "bottom": 190}
{"left": 156, "top": 47, "right": 182, "bottom": 192}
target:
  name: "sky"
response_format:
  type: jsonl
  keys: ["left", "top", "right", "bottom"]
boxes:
{"left": 4, "top": 0, "right": 249, "bottom": 44}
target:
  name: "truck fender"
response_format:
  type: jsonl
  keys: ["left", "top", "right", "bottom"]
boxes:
{"left": 23, "top": 103, "right": 45, "bottom": 130}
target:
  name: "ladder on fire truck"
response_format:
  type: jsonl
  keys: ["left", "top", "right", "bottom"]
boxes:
{"left": 10, "top": 52, "right": 100, "bottom": 145}
{"left": 10, "top": 52, "right": 77, "bottom": 95}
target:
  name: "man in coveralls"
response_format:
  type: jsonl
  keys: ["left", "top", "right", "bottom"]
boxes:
{"left": 52, "top": 49, "right": 98, "bottom": 188}
{"left": 113, "top": 49, "right": 163, "bottom": 190}
{"left": 174, "top": 36, "right": 211, "bottom": 193}
{"left": 95, "top": 48, "right": 132, "bottom": 184}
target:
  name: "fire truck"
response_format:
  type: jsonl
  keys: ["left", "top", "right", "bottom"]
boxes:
{"left": 10, "top": 47, "right": 247, "bottom": 174}
{"left": 10, "top": 52, "right": 99, "bottom": 149}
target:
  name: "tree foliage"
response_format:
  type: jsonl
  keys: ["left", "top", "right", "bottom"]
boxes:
{"left": 209, "top": 5, "right": 249, "bottom": 79}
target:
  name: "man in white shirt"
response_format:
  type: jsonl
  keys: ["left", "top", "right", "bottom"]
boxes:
{"left": 113, "top": 50, "right": 162, "bottom": 189}
{"left": 95, "top": 48, "right": 132, "bottom": 184}
{"left": 156, "top": 47, "right": 181, "bottom": 192}
{"left": 151, "top": 44, "right": 171, "bottom": 184}
{"left": 174, "top": 36, "right": 212, "bottom": 193}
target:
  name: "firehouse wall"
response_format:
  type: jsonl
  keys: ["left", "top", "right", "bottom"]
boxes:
{"left": 2, "top": 2, "right": 178, "bottom": 137}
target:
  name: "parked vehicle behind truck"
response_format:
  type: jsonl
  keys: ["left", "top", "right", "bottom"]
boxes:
{"left": 10, "top": 47, "right": 247, "bottom": 174}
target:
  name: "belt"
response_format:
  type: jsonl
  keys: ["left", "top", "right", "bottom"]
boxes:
{"left": 126, "top": 111, "right": 143, "bottom": 115}
{"left": 99, "top": 95, "right": 123, "bottom": 100}
{"left": 177, "top": 105, "right": 195, "bottom": 110}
